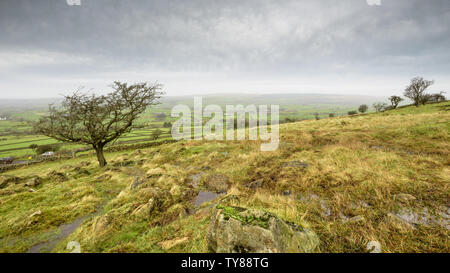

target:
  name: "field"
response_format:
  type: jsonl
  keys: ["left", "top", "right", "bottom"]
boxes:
{"left": 0, "top": 101, "right": 448, "bottom": 253}
{"left": 0, "top": 94, "right": 379, "bottom": 159}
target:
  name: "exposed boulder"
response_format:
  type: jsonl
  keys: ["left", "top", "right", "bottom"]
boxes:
{"left": 132, "top": 187, "right": 170, "bottom": 218}
{"left": 129, "top": 177, "right": 146, "bottom": 189}
{"left": 47, "top": 171, "right": 67, "bottom": 182}
{"left": 0, "top": 175, "right": 20, "bottom": 188}
{"left": 204, "top": 174, "right": 230, "bottom": 194}
{"left": 25, "top": 176, "right": 41, "bottom": 187}
{"left": 73, "top": 167, "right": 90, "bottom": 176}
{"left": 389, "top": 207, "right": 449, "bottom": 230}
{"left": 93, "top": 214, "right": 111, "bottom": 237}
{"left": 207, "top": 206, "right": 319, "bottom": 253}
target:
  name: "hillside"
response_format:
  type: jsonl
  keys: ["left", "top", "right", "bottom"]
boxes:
{"left": 0, "top": 101, "right": 449, "bottom": 253}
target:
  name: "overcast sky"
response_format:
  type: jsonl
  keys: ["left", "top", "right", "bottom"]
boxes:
{"left": 0, "top": 0, "right": 449, "bottom": 98}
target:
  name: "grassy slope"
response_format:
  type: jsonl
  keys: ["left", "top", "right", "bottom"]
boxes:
{"left": 0, "top": 102, "right": 448, "bottom": 253}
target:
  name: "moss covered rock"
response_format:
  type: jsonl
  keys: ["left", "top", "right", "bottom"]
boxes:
{"left": 207, "top": 206, "right": 319, "bottom": 253}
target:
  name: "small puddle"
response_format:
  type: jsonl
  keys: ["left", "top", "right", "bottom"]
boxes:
{"left": 194, "top": 191, "right": 220, "bottom": 207}
{"left": 27, "top": 206, "right": 104, "bottom": 253}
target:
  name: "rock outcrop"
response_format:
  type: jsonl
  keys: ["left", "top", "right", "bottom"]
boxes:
{"left": 25, "top": 176, "right": 41, "bottom": 187}
{"left": 207, "top": 206, "right": 319, "bottom": 253}
{"left": 0, "top": 175, "right": 20, "bottom": 188}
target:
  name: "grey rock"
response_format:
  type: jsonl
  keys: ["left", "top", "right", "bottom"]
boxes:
{"left": 129, "top": 177, "right": 146, "bottom": 189}
{"left": 47, "top": 171, "right": 67, "bottom": 182}
{"left": 25, "top": 177, "right": 41, "bottom": 187}
{"left": 0, "top": 175, "right": 20, "bottom": 188}
{"left": 207, "top": 206, "right": 319, "bottom": 253}
{"left": 388, "top": 207, "right": 450, "bottom": 230}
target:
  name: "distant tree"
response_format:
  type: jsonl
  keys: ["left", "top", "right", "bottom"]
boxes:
{"left": 348, "top": 110, "right": 358, "bottom": 116}
{"left": 155, "top": 113, "right": 167, "bottom": 120}
{"left": 428, "top": 92, "right": 447, "bottom": 103}
{"left": 373, "top": 102, "right": 388, "bottom": 112}
{"left": 358, "top": 104, "right": 368, "bottom": 113}
{"left": 284, "top": 117, "right": 296, "bottom": 123}
{"left": 151, "top": 128, "right": 163, "bottom": 140}
{"left": 389, "top": 96, "right": 403, "bottom": 109}
{"left": 163, "top": 121, "right": 172, "bottom": 128}
{"left": 404, "top": 77, "right": 434, "bottom": 107}
{"left": 34, "top": 82, "right": 163, "bottom": 167}
{"left": 328, "top": 113, "right": 335, "bottom": 118}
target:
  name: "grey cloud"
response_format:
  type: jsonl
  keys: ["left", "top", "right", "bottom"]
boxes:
{"left": 0, "top": 0, "right": 449, "bottom": 97}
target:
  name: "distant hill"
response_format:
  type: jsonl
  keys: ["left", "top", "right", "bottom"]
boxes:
{"left": 1, "top": 93, "right": 387, "bottom": 112}
{"left": 0, "top": 98, "right": 62, "bottom": 112}
{"left": 160, "top": 93, "right": 387, "bottom": 108}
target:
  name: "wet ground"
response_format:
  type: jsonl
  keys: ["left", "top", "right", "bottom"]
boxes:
{"left": 27, "top": 206, "right": 104, "bottom": 253}
{"left": 194, "top": 191, "right": 220, "bottom": 207}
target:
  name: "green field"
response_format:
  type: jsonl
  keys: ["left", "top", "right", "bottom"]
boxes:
{"left": 0, "top": 95, "right": 372, "bottom": 159}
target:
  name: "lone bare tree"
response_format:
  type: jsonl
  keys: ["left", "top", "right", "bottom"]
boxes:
{"left": 389, "top": 96, "right": 403, "bottom": 109}
{"left": 34, "top": 82, "right": 163, "bottom": 167}
{"left": 404, "top": 77, "right": 434, "bottom": 107}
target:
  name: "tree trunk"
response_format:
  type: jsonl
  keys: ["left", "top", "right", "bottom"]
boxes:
{"left": 94, "top": 145, "right": 107, "bottom": 167}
